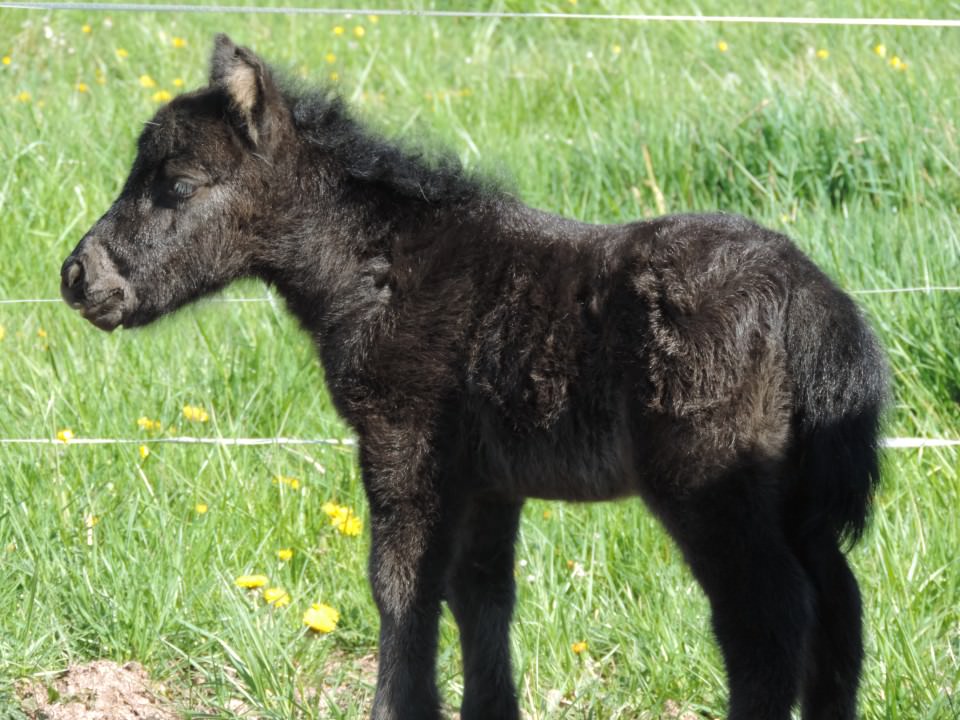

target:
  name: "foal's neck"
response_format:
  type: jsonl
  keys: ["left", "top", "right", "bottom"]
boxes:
{"left": 261, "top": 154, "right": 492, "bottom": 340}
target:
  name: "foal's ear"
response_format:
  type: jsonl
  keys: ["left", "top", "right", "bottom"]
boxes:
{"left": 209, "top": 34, "right": 278, "bottom": 148}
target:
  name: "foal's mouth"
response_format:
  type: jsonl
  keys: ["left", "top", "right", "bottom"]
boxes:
{"left": 62, "top": 286, "right": 120, "bottom": 309}
{"left": 66, "top": 287, "right": 129, "bottom": 332}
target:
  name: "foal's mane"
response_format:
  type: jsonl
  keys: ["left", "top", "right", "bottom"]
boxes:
{"left": 284, "top": 82, "right": 495, "bottom": 205}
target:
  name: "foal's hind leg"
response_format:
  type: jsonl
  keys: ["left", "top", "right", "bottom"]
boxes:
{"left": 793, "top": 529, "right": 864, "bottom": 720}
{"left": 659, "top": 474, "right": 814, "bottom": 720}
{"left": 445, "top": 496, "right": 523, "bottom": 720}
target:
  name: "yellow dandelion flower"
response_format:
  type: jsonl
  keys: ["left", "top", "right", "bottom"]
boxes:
{"left": 37, "top": 327, "right": 47, "bottom": 338}
{"left": 325, "top": 52, "right": 336, "bottom": 64}
{"left": 889, "top": 55, "right": 907, "bottom": 71}
{"left": 173, "top": 77, "right": 184, "bottom": 87}
{"left": 16, "top": 90, "right": 31, "bottom": 103}
{"left": 138, "top": 444, "right": 150, "bottom": 459}
{"left": 716, "top": 40, "right": 728, "bottom": 53}
{"left": 354, "top": 26, "right": 365, "bottom": 38}
{"left": 274, "top": 475, "right": 301, "bottom": 490}
{"left": 816, "top": 48, "right": 829, "bottom": 60}
{"left": 136, "top": 416, "right": 162, "bottom": 431}
{"left": 172, "top": 37, "right": 187, "bottom": 49}
{"left": 277, "top": 548, "right": 293, "bottom": 561}
{"left": 344, "top": 515, "right": 363, "bottom": 536}
{"left": 337, "top": 515, "right": 363, "bottom": 537}
{"left": 76, "top": 82, "right": 89, "bottom": 93}
{"left": 84, "top": 513, "right": 99, "bottom": 528}
{"left": 873, "top": 43, "right": 886, "bottom": 58}
{"left": 571, "top": 641, "right": 588, "bottom": 654}
{"left": 56, "top": 428, "right": 74, "bottom": 444}
{"left": 195, "top": 503, "right": 208, "bottom": 514}
{"left": 368, "top": 15, "right": 379, "bottom": 23}
{"left": 152, "top": 89, "right": 172, "bottom": 102}
{"left": 612, "top": 44, "right": 622, "bottom": 55}
{"left": 330, "top": 71, "right": 339, "bottom": 82}
{"left": 139, "top": 74, "right": 156, "bottom": 88}
{"left": 333, "top": 505, "right": 348, "bottom": 522}
{"left": 303, "top": 603, "right": 339, "bottom": 633}
{"left": 333, "top": 26, "right": 344, "bottom": 36}
{"left": 82, "top": 24, "right": 92, "bottom": 34}
{"left": 235, "top": 574, "right": 268, "bottom": 588}
{"left": 326, "top": 504, "right": 363, "bottom": 536}
{"left": 263, "top": 586, "right": 290, "bottom": 607}
{"left": 2, "top": 56, "right": 11, "bottom": 65}
{"left": 0, "top": 325, "right": 6, "bottom": 341}
{"left": 115, "top": 47, "right": 128, "bottom": 59}
{"left": 182, "top": 404, "right": 209, "bottom": 422}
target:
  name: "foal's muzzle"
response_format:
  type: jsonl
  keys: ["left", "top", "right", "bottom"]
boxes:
{"left": 60, "top": 245, "right": 134, "bottom": 332}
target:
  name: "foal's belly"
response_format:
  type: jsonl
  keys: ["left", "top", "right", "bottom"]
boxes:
{"left": 477, "top": 412, "right": 646, "bottom": 503}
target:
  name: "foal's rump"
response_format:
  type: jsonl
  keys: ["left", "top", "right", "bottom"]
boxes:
{"left": 625, "top": 213, "right": 886, "bottom": 540}
{"left": 630, "top": 215, "right": 795, "bottom": 460}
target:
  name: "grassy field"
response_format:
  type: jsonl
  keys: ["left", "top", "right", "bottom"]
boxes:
{"left": 1, "top": 1, "right": 958, "bottom": 717}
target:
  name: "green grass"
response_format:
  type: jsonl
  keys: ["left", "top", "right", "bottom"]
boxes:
{"left": 1, "top": 1, "right": 958, "bottom": 718}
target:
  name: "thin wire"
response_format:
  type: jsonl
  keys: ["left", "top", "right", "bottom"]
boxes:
{"left": 0, "top": 2, "right": 958, "bottom": 27}
{"left": 850, "top": 286, "right": 960, "bottom": 295}
{"left": 3, "top": 286, "right": 958, "bottom": 306}
{"left": 0, "top": 296, "right": 274, "bottom": 305}
{"left": 0, "top": 436, "right": 355, "bottom": 446}
{"left": 0, "top": 299, "right": 63, "bottom": 305}
{"left": 883, "top": 437, "right": 960, "bottom": 449}
{"left": 0, "top": 436, "right": 954, "bottom": 449}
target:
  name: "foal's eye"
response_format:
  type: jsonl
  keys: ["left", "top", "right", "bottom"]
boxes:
{"left": 172, "top": 179, "right": 197, "bottom": 199}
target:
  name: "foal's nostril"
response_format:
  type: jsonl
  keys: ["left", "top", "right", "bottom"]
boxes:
{"left": 64, "top": 260, "right": 84, "bottom": 289}
{"left": 60, "top": 258, "right": 87, "bottom": 306}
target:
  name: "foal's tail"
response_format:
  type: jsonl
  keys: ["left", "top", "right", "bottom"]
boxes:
{"left": 785, "top": 274, "right": 889, "bottom": 547}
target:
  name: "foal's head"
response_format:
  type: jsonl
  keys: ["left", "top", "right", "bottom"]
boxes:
{"left": 60, "top": 34, "right": 293, "bottom": 330}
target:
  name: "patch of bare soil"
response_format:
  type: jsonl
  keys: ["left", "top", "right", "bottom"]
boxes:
{"left": 17, "top": 660, "right": 178, "bottom": 720}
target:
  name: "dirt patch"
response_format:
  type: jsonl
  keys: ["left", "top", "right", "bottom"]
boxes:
{"left": 16, "top": 656, "right": 694, "bottom": 718}
{"left": 18, "top": 660, "right": 178, "bottom": 720}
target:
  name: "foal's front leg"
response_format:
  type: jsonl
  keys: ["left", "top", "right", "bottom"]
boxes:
{"left": 446, "top": 496, "right": 523, "bottom": 720}
{"left": 361, "top": 435, "right": 452, "bottom": 720}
